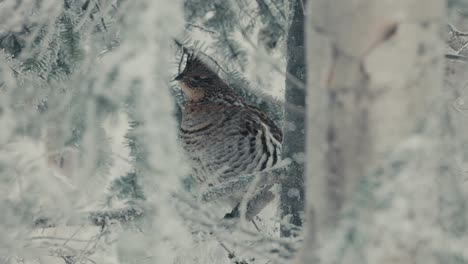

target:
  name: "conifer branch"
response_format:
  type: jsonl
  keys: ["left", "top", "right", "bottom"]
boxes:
{"left": 33, "top": 206, "right": 144, "bottom": 228}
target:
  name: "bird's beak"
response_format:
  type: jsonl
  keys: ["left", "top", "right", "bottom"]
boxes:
{"left": 173, "top": 73, "right": 184, "bottom": 81}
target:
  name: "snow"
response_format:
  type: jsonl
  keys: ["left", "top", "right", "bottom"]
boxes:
{"left": 0, "top": 1, "right": 292, "bottom": 263}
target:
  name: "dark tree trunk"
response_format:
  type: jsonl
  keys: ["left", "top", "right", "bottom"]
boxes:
{"left": 280, "top": 0, "right": 306, "bottom": 238}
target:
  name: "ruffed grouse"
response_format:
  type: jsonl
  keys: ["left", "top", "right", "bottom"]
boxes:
{"left": 175, "top": 54, "right": 282, "bottom": 219}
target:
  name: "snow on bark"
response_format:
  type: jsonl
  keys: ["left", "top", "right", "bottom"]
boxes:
{"left": 302, "top": 0, "right": 453, "bottom": 263}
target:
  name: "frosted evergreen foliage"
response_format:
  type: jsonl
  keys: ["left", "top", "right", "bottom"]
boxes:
{"left": 0, "top": 0, "right": 190, "bottom": 263}
{"left": 177, "top": 0, "right": 288, "bottom": 124}
{"left": 0, "top": 0, "right": 297, "bottom": 262}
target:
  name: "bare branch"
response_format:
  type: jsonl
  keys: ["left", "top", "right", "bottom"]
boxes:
{"left": 446, "top": 53, "right": 468, "bottom": 61}
{"left": 447, "top": 24, "right": 468, "bottom": 56}
{"left": 186, "top": 23, "right": 218, "bottom": 35}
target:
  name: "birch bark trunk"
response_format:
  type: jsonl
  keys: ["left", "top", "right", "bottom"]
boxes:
{"left": 300, "top": 1, "right": 455, "bottom": 263}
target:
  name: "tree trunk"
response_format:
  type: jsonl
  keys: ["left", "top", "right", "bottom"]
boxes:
{"left": 301, "top": 1, "right": 452, "bottom": 263}
{"left": 280, "top": 0, "right": 306, "bottom": 238}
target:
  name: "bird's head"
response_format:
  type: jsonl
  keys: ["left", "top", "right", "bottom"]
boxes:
{"left": 174, "top": 53, "right": 236, "bottom": 103}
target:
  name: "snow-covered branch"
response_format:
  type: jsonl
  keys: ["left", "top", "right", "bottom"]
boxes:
{"left": 34, "top": 207, "right": 144, "bottom": 228}
{"left": 201, "top": 159, "right": 290, "bottom": 202}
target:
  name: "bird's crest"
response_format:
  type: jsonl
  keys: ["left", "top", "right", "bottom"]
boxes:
{"left": 174, "top": 49, "right": 241, "bottom": 104}
{"left": 175, "top": 51, "right": 221, "bottom": 81}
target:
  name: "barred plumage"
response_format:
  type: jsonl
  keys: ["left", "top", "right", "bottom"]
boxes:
{"left": 176, "top": 54, "right": 282, "bottom": 217}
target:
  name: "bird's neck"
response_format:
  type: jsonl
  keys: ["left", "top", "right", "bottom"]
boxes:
{"left": 182, "top": 102, "right": 229, "bottom": 130}
{"left": 186, "top": 91, "right": 244, "bottom": 107}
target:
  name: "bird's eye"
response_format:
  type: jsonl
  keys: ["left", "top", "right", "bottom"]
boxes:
{"left": 193, "top": 76, "right": 208, "bottom": 81}
{"left": 188, "top": 76, "right": 206, "bottom": 87}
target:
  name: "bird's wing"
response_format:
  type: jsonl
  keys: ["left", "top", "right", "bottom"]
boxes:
{"left": 235, "top": 105, "right": 283, "bottom": 171}
{"left": 241, "top": 105, "right": 282, "bottom": 144}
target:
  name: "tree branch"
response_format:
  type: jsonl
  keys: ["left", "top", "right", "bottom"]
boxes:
{"left": 201, "top": 159, "right": 291, "bottom": 203}
{"left": 446, "top": 24, "right": 468, "bottom": 60}
{"left": 33, "top": 206, "right": 144, "bottom": 228}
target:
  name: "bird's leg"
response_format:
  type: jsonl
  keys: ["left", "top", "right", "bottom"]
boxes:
{"left": 223, "top": 187, "right": 274, "bottom": 221}
{"left": 223, "top": 204, "right": 261, "bottom": 232}
{"left": 245, "top": 187, "right": 274, "bottom": 220}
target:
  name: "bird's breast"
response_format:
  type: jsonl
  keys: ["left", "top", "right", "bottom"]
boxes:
{"left": 180, "top": 106, "right": 281, "bottom": 187}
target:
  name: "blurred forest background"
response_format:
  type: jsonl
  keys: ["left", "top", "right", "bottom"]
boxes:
{"left": 0, "top": 0, "right": 468, "bottom": 263}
